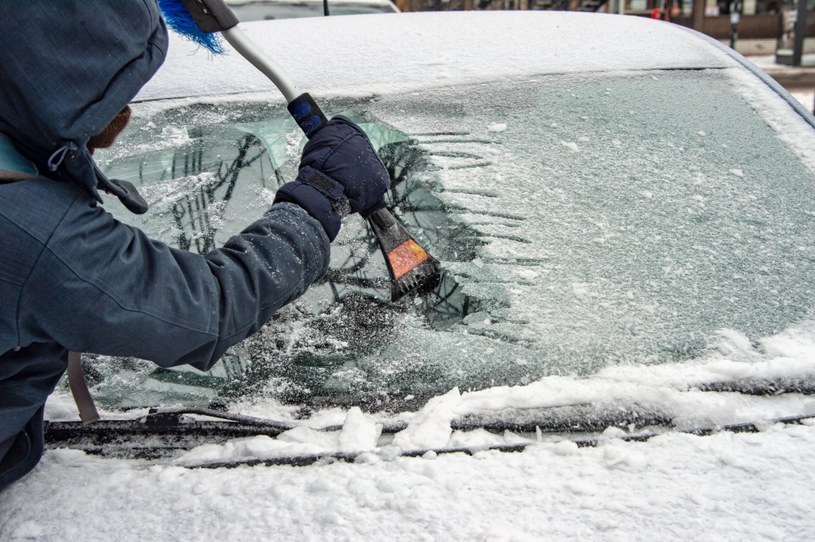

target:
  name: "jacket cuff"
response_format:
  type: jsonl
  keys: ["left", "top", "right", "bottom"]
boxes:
{"left": 274, "top": 181, "right": 342, "bottom": 241}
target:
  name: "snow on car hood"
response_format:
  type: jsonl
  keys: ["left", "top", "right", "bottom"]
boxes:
{"left": 137, "top": 11, "right": 739, "bottom": 103}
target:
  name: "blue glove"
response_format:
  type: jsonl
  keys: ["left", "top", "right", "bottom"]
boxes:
{"left": 274, "top": 116, "right": 391, "bottom": 241}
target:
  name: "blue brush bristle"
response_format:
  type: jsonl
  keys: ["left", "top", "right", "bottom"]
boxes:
{"left": 157, "top": 0, "right": 225, "bottom": 55}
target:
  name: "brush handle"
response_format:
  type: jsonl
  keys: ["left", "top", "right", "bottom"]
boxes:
{"left": 181, "top": 0, "right": 303, "bottom": 101}
{"left": 289, "top": 98, "right": 391, "bottom": 219}
{"left": 184, "top": 2, "right": 330, "bottom": 140}
{"left": 287, "top": 93, "right": 328, "bottom": 139}
{"left": 178, "top": 0, "right": 436, "bottom": 301}
{"left": 212, "top": 9, "right": 387, "bottom": 217}
{"left": 220, "top": 27, "right": 301, "bottom": 101}
{"left": 186, "top": 1, "right": 390, "bottom": 220}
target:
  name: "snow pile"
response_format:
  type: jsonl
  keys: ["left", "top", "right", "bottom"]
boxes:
{"left": 37, "top": 321, "right": 815, "bottom": 464}
{"left": 2, "top": 421, "right": 815, "bottom": 540}
{"left": 3, "top": 320, "right": 815, "bottom": 540}
{"left": 392, "top": 389, "right": 460, "bottom": 450}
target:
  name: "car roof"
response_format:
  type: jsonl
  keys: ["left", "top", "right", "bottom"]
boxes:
{"left": 137, "top": 11, "right": 740, "bottom": 103}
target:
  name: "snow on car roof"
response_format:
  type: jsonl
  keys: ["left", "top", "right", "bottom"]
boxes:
{"left": 137, "top": 11, "right": 739, "bottom": 103}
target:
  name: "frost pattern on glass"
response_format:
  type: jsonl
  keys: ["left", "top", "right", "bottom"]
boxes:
{"left": 92, "top": 69, "right": 815, "bottom": 408}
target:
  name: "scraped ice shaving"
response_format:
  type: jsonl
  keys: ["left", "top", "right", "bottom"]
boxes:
{"left": 339, "top": 407, "right": 381, "bottom": 453}
{"left": 392, "top": 388, "right": 461, "bottom": 450}
{"left": 487, "top": 122, "right": 507, "bottom": 132}
{"left": 160, "top": 125, "right": 190, "bottom": 146}
{"left": 174, "top": 435, "right": 324, "bottom": 466}
{"left": 561, "top": 141, "right": 580, "bottom": 153}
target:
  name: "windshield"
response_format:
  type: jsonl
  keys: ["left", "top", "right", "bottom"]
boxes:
{"left": 93, "top": 68, "right": 815, "bottom": 409}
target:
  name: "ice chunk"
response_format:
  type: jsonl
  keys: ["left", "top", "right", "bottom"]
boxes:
{"left": 339, "top": 406, "right": 381, "bottom": 453}
{"left": 392, "top": 388, "right": 461, "bottom": 450}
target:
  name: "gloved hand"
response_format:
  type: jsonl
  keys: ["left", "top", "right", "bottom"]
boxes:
{"left": 274, "top": 116, "right": 391, "bottom": 241}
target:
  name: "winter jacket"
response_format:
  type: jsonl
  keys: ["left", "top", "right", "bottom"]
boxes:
{"left": 0, "top": 0, "right": 330, "bottom": 491}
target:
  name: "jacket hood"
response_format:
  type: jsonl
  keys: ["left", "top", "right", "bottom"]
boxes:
{"left": 0, "top": 0, "right": 168, "bottom": 199}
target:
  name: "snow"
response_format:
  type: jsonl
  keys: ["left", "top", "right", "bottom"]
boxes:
{"left": 3, "top": 321, "right": 815, "bottom": 539}
{"left": 392, "top": 388, "right": 460, "bottom": 450}
{"left": 4, "top": 12, "right": 815, "bottom": 541}
{"left": 137, "top": 12, "right": 738, "bottom": 103}
{"left": 2, "top": 420, "right": 815, "bottom": 540}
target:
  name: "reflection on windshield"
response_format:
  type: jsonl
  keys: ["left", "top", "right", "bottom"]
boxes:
{"left": 94, "top": 70, "right": 815, "bottom": 410}
{"left": 95, "top": 103, "right": 481, "bottom": 408}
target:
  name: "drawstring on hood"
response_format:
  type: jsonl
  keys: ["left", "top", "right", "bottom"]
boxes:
{"left": 0, "top": 1, "right": 169, "bottom": 208}
{"left": 47, "top": 142, "right": 78, "bottom": 173}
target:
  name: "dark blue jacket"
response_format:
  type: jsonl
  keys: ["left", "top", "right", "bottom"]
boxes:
{"left": 0, "top": 0, "right": 330, "bottom": 490}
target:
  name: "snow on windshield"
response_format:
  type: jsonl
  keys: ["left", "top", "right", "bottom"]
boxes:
{"left": 17, "top": 66, "right": 815, "bottom": 540}
{"left": 329, "top": 68, "right": 815, "bottom": 398}
{"left": 93, "top": 67, "right": 815, "bottom": 411}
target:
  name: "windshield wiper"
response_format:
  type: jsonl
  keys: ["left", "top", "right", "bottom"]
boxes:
{"left": 44, "top": 402, "right": 815, "bottom": 467}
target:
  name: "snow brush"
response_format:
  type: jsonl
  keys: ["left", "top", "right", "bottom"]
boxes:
{"left": 157, "top": 0, "right": 441, "bottom": 302}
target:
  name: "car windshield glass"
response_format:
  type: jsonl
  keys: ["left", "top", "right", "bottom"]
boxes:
{"left": 94, "top": 68, "right": 815, "bottom": 410}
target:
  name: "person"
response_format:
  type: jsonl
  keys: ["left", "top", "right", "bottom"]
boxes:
{"left": 729, "top": 0, "right": 742, "bottom": 49}
{"left": 0, "top": 0, "right": 390, "bottom": 490}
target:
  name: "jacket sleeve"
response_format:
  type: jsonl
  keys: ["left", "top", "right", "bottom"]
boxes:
{"left": 16, "top": 179, "right": 330, "bottom": 371}
{"left": 201, "top": 202, "right": 332, "bottom": 367}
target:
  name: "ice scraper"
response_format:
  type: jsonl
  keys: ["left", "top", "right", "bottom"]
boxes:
{"left": 157, "top": 0, "right": 441, "bottom": 302}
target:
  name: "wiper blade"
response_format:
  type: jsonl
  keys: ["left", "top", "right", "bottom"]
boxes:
{"left": 44, "top": 406, "right": 815, "bottom": 467}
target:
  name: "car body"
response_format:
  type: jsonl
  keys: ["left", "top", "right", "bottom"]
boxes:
{"left": 89, "top": 11, "right": 815, "bottom": 429}
{"left": 225, "top": 0, "right": 398, "bottom": 19}
{"left": 5, "top": 11, "right": 815, "bottom": 540}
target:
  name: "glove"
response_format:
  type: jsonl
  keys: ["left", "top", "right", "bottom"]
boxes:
{"left": 274, "top": 116, "right": 391, "bottom": 241}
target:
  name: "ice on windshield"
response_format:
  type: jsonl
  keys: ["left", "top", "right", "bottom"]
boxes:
{"left": 94, "top": 68, "right": 815, "bottom": 409}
